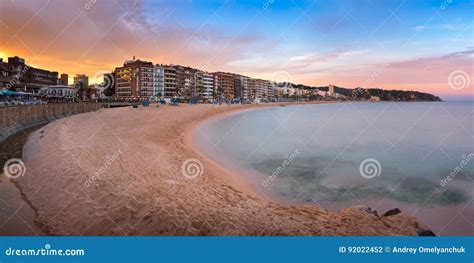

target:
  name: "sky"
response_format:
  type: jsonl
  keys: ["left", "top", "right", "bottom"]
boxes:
{"left": 0, "top": 0, "right": 472, "bottom": 100}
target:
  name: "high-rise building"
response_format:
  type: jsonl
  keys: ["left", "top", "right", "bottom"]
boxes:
{"left": 173, "top": 65, "right": 185, "bottom": 98}
{"left": 201, "top": 72, "right": 214, "bottom": 101}
{"left": 153, "top": 65, "right": 165, "bottom": 98}
{"left": 234, "top": 75, "right": 251, "bottom": 101}
{"left": 213, "top": 73, "right": 221, "bottom": 99}
{"left": 183, "top": 67, "right": 199, "bottom": 99}
{"left": 172, "top": 65, "right": 203, "bottom": 99}
{"left": 266, "top": 80, "right": 275, "bottom": 100}
{"left": 163, "top": 66, "right": 176, "bottom": 98}
{"left": 59, "top": 73, "right": 68, "bottom": 86}
{"left": 212, "top": 72, "right": 235, "bottom": 100}
{"left": 244, "top": 79, "right": 273, "bottom": 101}
{"left": 255, "top": 79, "right": 266, "bottom": 99}
{"left": 114, "top": 58, "right": 154, "bottom": 100}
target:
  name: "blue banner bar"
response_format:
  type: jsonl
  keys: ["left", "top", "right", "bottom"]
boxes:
{"left": 0, "top": 237, "right": 472, "bottom": 262}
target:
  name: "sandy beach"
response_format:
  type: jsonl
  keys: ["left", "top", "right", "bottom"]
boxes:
{"left": 16, "top": 102, "right": 432, "bottom": 236}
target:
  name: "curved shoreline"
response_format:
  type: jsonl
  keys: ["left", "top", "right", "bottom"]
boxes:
{"left": 184, "top": 104, "right": 287, "bottom": 201}
{"left": 17, "top": 103, "right": 431, "bottom": 236}
{"left": 186, "top": 105, "right": 315, "bottom": 205}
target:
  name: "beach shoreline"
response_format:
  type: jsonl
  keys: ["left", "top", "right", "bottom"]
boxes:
{"left": 15, "top": 102, "right": 433, "bottom": 236}
{"left": 184, "top": 101, "right": 342, "bottom": 201}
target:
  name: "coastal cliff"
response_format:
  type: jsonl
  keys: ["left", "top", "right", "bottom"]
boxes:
{"left": 17, "top": 103, "right": 433, "bottom": 236}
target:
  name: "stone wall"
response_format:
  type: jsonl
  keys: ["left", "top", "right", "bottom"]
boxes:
{"left": 0, "top": 103, "right": 103, "bottom": 142}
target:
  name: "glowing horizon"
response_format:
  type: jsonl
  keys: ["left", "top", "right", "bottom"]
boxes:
{"left": 0, "top": 0, "right": 472, "bottom": 100}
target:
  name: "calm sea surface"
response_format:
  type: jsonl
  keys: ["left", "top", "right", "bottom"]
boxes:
{"left": 195, "top": 102, "right": 474, "bottom": 236}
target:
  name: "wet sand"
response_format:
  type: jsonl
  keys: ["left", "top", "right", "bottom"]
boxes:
{"left": 0, "top": 124, "right": 48, "bottom": 236}
{"left": 15, "top": 103, "right": 431, "bottom": 236}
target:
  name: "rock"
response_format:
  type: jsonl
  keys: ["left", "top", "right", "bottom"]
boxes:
{"left": 383, "top": 208, "right": 402, "bottom": 217}
{"left": 417, "top": 229, "right": 436, "bottom": 236}
{"left": 359, "top": 207, "right": 378, "bottom": 217}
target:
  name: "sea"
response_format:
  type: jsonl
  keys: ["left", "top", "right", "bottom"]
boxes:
{"left": 195, "top": 102, "right": 474, "bottom": 236}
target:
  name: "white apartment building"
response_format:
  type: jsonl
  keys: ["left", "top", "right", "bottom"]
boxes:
{"left": 202, "top": 72, "right": 214, "bottom": 101}
{"left": 139, "top": 66, "right": 154, "bottom": 99}
{"left": 266, "top": 81, "right": 275, "bottom": 100}
{"left": 153, "top": 65, "right": 165, "bottom": 98}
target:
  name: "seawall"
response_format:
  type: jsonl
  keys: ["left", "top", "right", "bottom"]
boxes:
{"left": 0, "top": 103, "right": 103, "bottom": 143}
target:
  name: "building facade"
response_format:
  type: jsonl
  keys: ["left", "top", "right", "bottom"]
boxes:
{"left": 59, "top": 73, "right": 68, "bottom": 86}
{"left": 183, "top": 67, "right": 199, "bottom": 99}
{"left": 201, "top": 72, "right": 214, "bottom": 101}
{"left": 114, "top": 58, "right": 154, "bottom": 100}
{"left": 0, "top": 56, "right": 58, "bottom": 93}
{"left": 266, "top": 80, "right": 275, "bottom": 100}
{"left": 212, "top": 72, "right": 235, "bottom": 100}
{"left": 234, "top": 75, "right": 251, "bottom": 102}
{"left": 40, "top": 85, "right": 77, "bottom": 100}
{"left": 172, "top": 65, "right": 204, "bottom": 100}
{"left": 163, "top": 66, "right": 176, "bottom": 98}
{"left": 153, "top": 65, "right": 165, "bottom": 98}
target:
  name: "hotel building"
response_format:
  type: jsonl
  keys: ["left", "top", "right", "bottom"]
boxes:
{"left": 114, "top": 58, "right": 154, "bottom": 100}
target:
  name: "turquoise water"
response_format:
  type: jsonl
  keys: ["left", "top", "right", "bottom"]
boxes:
{"left": 195, "top": 102, "right": 474, "bottom": 235}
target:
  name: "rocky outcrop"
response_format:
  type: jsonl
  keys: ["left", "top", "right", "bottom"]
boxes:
{"left": 383, "top": 208, "right": 402, "bottom": 217}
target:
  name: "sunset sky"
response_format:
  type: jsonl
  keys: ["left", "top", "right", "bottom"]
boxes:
{"left": 0, "top": 0, "right": 472, "bottom": 100}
